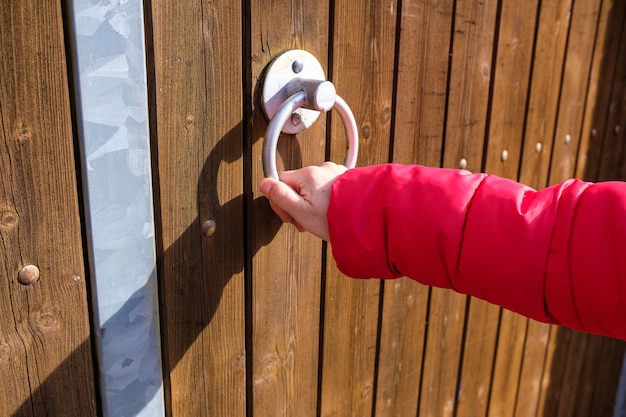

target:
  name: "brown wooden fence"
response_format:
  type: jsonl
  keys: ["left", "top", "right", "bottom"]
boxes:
{"left": 1, "top": 0, "right": 625, "bottom": 416}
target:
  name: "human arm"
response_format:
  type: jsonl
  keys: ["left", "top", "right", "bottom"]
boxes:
{"left": 261, "top": 163, "right": 626, "bottom": 340}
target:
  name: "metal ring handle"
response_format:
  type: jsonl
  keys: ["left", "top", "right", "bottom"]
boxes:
{"left": 262, "top": 91, "right": 359, "bottom": 180}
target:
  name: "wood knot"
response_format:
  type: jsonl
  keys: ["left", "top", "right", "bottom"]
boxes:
{"left": 380, "top": 107, "right": 391, "bottom": 124}
{"left": 0, "top": 209, "right": 18, "bottom": 230}
{"left": 14, "top": 122, "right": 33, "bottom": 142}
{"left": 361, "top": 123, "right": 371, "bottom": 139}
{"left": 35, "top": 309, "right": 61, "bottom": 332}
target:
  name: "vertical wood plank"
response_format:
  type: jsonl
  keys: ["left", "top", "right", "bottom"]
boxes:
{"left": 457, "top": 1, "right": 537, "bottom": 415}
{"left": 439, "top": 1, "right": 500, "bottom": 416}
{"left": 576, "top": 0, "right": 626, "bottom": 181}
{"left": 519, "top": 0, "right": 573, "bottom": 191}
{"left": 248, "top": 1, "right": 329, "bottom": 416}
{"left": 387, "top": 2, "right": 467, "bottom": 417}
{"left": 513, "top": 1, "right": 573, "bottom": 415}
{"left": 150, "top": 1, "right": 246, "bottom": 415}
{"left": 596, "top": 11, "right": 626, "bottom": 182}
{"left": 548, "top": 0, "right": 602, "bottom": 186}
{"left": 374, "top": 0, "right": 459, "bottom": 415}
{"left": 320, "top": 1, "right": 397, "bottom": 416}
{"left": 443, "top": 0, "right": 499, "bottom": 173}
{"left": 0, "top": 2, "right": 97, "bottom": 416}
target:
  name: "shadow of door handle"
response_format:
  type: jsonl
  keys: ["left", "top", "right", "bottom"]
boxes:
{"left": 261, "top": 49, "right": 359, "bottom": 180}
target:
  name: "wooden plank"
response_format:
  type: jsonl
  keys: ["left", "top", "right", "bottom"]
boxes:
{"left": 443, "top": 0, "right": 499, "bottom": 173}
{"left": 248, "top": 1, "right": 329, "bottom": 416}
{"left": 373, "top": 1, "right": 457, "bottom": 415}
{"left": 554, "top": 332, "right": 590, "bottom": 417}
{"left": 320, "top": 1, "right": 397, "bottom": 416}
{"left": 548, "top": 0, "right": 602, "bottom": 186}
{"left": 575, "top": 0, "right": 626, "bottom": 182}
{"left": 596, "top": 7, "right": 626, "bottom": 182}
{"left": 436, "top": 3, "right": 500, "bottom": 414}
{"left": 519, "top": 0, "right": 573, "bottom": 190}
{"left": 513, "top": 2, "right": 573, "bottom": 415}
{"left": 384, "top": 2, "right": 469, "bottom": 417}
{"left": 374, "top": 279, "right": 429, "bottom": 417}
{"left": 445, "top": 1, "right": 539, "bottom": 416}
{"left": 572, "top": 335, "right": 605, "bottom": 417}
{"left": 0, "top": 2, "right": 97, "bottom": 416}
{"left": 588, "top": 338, "right": 626, "bottom": 415}
{"left": 149, "top": 1, "right": 246, "bottom": 415}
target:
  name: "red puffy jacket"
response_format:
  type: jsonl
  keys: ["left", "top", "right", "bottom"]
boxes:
{"left": 327, "top": 164, "right": 626, "bottom": 341}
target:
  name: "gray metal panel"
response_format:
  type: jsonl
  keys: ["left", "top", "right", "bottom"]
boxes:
{"left": 68, "top": 1, "right": 165, "bottom": 416}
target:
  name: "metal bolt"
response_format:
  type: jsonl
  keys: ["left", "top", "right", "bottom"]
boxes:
{"left": 565, "top": 134, "right": 572, "bottom": 144}
{"left": 535, "top": 142, "right": 542, "bottom": 153}
{"left": 201, "top": 220, "right": 217, "bottom": 238}
{"left": 459, "top": 158, "right": 468, "bottom": 170}
{"left": 18, "top": 265, "right": 40, "bottom": 285}
{"left": 292, "top": 59, "right": 303, "bottom": 74}
{"left": 501, "top": 150, "right": 508, "bottom": 162}
{"left": 290, "top": 112, "right": 302, "bottom": 126}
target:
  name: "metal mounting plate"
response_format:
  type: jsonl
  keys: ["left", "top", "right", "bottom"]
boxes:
{"left": 261, "top": 50, "right": 326, "bottom": 134}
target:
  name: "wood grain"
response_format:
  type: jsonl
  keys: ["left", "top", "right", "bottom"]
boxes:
{"left": 0, "top": 1, "right": 96, "bottom": 416}
{"left": 373, "top": 1, "right": 459, "bottom": 415}
{"left": 511, "top": 1, "right": 573, "bottom": 415}
{"left": 576, "top": 0, "right": 626, "bottom": 181}
{"left": 451, "top": 1, "right": 539, "bottom": 416}
{"left": 519, "top": 0, "right": 573, "bottom": 190}
{"left": 320, "top": 1, "right": 397, "bottom": 416}
{"left": 597, "top": 14, "right": 626, "bottom": 181}
{"left": 248, "top": 1, "right": 329, "bottom": 415}
{"left": 548, "top": 0, "right": 602, "bottom": 186}
{"left": 443, "top": 0, "right": 499, "bottom": 174}
{"left": 150, "top": 1, "right": 246, "bottom": 415}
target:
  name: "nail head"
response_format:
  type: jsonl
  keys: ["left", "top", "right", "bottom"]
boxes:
{"left": 18, "top": 265, "right": 40, "bottom": 285}
{"left": 202, "top": 220, "right": 217, "bottom": 238}
{"left": 459, "top": 158, "right": 468, "bottom": 170}
{"left": 565, "top": 134, "right": 571, "bottom": 144}
{"left": 501, "top": 150, "right": 508, "bottom": 162}
{"left": 535, "top": 142, "right": 542, "bottom": 153}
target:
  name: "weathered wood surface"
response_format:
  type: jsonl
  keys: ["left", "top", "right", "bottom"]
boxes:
{"left": 249, "top": 1, "right": 329, "bottom": 416}
{"left": 320, "top": 1, "right": 397, "bottom": 416}
{"left": 149, "top": 0, "right": 246, "bottom": 415}
{"left": 0, "top": 1, "right": 97, "bottom": 416}
{"left": 2, "top": 0, "right": 626, "bottom": 416}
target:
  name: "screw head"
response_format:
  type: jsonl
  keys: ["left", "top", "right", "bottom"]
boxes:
{"left": 501, "top": 150, "right": 509, "bottom": 162}
{"left": 459, "top": 158, "right": 468, "bottom": 170}
{"left": 292, "top": 59, "right": 304, "bottom": 74}
{"left": 535, "top": 142, "right": 542, "bottom": 153}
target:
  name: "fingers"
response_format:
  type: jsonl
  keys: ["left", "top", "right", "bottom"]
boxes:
{"left": 259, "top": 178, "right": 305, "bottom": 222}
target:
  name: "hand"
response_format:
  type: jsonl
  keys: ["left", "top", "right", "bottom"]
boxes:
{"left": 259, "top": 162, "right": 348, "bottom": 241}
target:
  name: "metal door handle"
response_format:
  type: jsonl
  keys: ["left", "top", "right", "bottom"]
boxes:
{"left": 261, "top": 50, "right": 359, "bottom": 180}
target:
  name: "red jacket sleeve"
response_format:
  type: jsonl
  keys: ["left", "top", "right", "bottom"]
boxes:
{"left": 327, "top": 164, "right": 626, "bottom": 340}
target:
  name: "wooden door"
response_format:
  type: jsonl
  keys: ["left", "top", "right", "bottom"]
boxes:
{"left": 2, "top": 0, "right": 626, "bottom": 416}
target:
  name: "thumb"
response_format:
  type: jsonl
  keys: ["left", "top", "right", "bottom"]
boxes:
{"left": 259, "top": 178, "right": 305, "bottom": 222}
